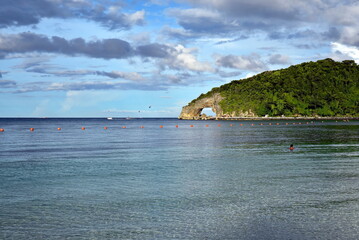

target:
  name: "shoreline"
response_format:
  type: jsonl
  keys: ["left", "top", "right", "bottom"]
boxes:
{"left": 179, "top": 116, "right": 359, "bottom": 121}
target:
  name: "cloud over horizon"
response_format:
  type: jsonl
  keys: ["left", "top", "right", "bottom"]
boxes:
{"left": 1, "top": 0, "right": 358, "bottom": 116}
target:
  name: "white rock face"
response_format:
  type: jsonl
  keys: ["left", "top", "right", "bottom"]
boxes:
{"left": 178, "top": 93, "right": 224, "bottom": 119}
{"left": 178, "top": 93, "right": 259, "bottom": 119}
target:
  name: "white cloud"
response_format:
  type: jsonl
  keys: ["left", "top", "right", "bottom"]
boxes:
{"left": 160, "top": 44, "right": 214, "bottom": 72}
{"left": 326, "top": 3, "right": 359, "bottom": 26}
{"left": 338, "top": 27, "right": 359, "bottom": 47}
{"left": 331, "top": 42, "right": 359, "bottom": 63}
{"left": 125, "top": 10, "right": 145, "bottom": 26}
{"left": 268, "top": 54, "right": 290, "bottom": 65}
{"left": 244, "top": 72, "right": 256, "bottom": 79}
{"left": 169, "top": 8, "right": 220, "bottom": 19}
{"left": 166, "top": 7, "right": 240, "bottom": 35}
{"left": 182, "top": 0, "right": 321, "bottom": 22}
{"left": 97, "top": 71, "right": 145, "bottom": 81}
{"left": 215, "top": 53, "right": 267, "bottom": 72}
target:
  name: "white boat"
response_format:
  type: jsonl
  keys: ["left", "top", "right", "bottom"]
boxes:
{"left": 107, "top": 117, "right": 113, "bottom": 120}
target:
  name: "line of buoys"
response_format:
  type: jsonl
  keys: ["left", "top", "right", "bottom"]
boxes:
{"left": 0, "top": 121, "right": 323, "bottom": 133}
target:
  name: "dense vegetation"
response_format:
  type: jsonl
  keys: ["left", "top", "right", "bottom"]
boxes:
{"left": 189, "top": 58, "right": 359, "bottom": 117}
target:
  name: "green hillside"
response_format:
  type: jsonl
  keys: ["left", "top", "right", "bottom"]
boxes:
{"left": 190, "top": 58, "right": 359, "bottom": 117}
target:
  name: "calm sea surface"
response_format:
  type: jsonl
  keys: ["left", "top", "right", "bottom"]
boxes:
{"left": 0, "top": 118, "right": 358, "bottom": 240}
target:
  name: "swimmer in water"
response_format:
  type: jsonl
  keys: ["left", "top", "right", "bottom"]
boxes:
{"left": 289, "top": 144, "right": 295, "bottom": 151}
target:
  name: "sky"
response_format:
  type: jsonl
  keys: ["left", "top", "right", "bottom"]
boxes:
{"left": 1, "top": 0, "right": 359, "bottom": 118}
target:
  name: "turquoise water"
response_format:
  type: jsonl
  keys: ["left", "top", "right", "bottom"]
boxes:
{"left": 0, "top": 118, "right": 358, "bottom": 239}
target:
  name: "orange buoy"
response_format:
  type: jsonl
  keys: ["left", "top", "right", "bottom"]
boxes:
{"left": 240, "top": 124, "right": 243, "bottom": 126}
{"left": 30, "top": 128, "right": 35, "bottom": 131}
{"left": 104, "top": 127, "right": 108, "bottom": 130}
{"left": 0, "top": 128, "right": 4, "bottom": 132}
{"left": 205, "top": 124, "right": 209, "bottom": 127}
{"left": 175, "top": 125, "right": 178, "bottom": 128}
{"left": 251, "top": 123, "right": 254, "bottom": 126}
{"left": 57, "top": 127, "right": 61, "bottom": 131}
{"left": 190, "top": 125, "right": 194, "bottom": 127}
{"left": 230, "top": 124, "right": 233, "bottom": 127}
{"left": 276, "top": 123, "right": 279, "bottom": 125}
{"left": 140, "top": 126, "right": 144, "bottom": 128}
{"left": 81, "top": 127, "right": 85, "bottom": 130}
{"left": 217, "top": 124, "right": 221, "bottom": 127}
{"left": 160, "top": 125, "right": 163, "bottom": 128}
{"left": 122, "top": 126, "right": 126, "bottom": 129}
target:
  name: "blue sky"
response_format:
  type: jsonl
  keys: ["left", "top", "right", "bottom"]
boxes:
{"left": 1, "top": 0, "right": 359, "bottom": 117}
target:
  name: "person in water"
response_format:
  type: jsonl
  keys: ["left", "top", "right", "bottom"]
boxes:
{"left": 289, "top": 144, "right": 295, "bottom": 151}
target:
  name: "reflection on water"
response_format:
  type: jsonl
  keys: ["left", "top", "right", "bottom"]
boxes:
{"left": 0, "top": 119, "right": 358, "bottom": 239}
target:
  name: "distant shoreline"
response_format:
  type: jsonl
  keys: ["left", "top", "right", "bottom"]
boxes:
{"left": 180, "top": 116, "right": 359, "bottom": 121}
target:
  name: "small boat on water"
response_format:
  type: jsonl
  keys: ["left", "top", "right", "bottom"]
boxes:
{"left": 107, "top": 117, "right": 113, "bottom": 120}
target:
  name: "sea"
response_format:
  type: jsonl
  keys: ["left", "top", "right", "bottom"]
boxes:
{"left": 0, "top": 118, "right": 358, "bottom": 240}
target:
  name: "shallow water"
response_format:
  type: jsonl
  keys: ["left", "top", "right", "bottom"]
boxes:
{"left": 0, "top": 118, "right": 358, "bottom": 239}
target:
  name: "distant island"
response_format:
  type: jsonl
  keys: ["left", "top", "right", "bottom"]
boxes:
{"left": 179, "top": 58, "right": 359, "bottom": 120}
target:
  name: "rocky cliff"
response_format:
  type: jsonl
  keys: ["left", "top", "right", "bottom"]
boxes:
{"left": 178, "top": 92, "right": 258, "bottom": 119}
{"left": 178, "top": 93, "right": 259, "bottom": 119}
{"left": 178, "top": 93, "right": 224, "bottom": 119}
